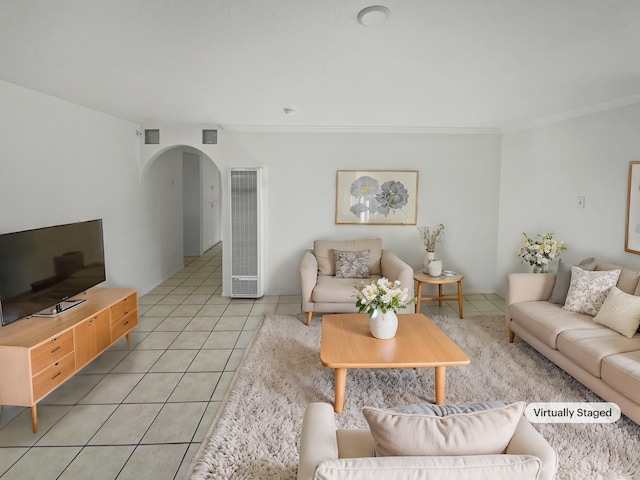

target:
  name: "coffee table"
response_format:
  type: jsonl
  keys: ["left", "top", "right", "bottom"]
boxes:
{"left": 320, "top": 313, "right": 470, "bottom": 413}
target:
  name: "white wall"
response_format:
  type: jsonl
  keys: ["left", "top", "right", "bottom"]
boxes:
{"left": 201, "top": 154, "right": 221, "bottom": 250}
{"left": 0, "top": 80, "right": 182, "bottom": 296}
{"left": 15, "top": 78, "right": 638, "bottom": 301}
{"left": 219, "top": 130, "right": 502, "bottom": 295}
{"left": 182, "top": 151, "right": 201, "bottom": 256}
{"left": 496, "top": 103, "right": 640, "bottom": 297}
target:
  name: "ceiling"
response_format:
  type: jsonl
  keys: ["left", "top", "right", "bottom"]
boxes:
{"left": 1, "top": 0, "right": 639, "bottom": 131}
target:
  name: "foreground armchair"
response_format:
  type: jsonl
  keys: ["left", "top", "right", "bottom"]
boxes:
{"left": 298, "top": 402, "right": 557, "bottom": 480}
{"left": 301, "top": 238, "right": 414, "bottom": 325}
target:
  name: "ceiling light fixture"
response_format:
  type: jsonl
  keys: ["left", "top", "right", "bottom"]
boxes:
{"left": 357, "top": 5, "right": 390, "bottom": 27}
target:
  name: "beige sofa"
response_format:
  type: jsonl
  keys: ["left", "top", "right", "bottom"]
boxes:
{"left": 506, "top": 258, "right": 640, "bottom": 424}
{"left": 300, "top": 238, "right": 414, "bottom": 325}
{"left": 297, "top": 402, "right": 557, "bottom": 480}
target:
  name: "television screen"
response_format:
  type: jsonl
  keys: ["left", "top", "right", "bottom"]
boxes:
{"left": 0, "top": 219, "right": 106, "bottom": 326}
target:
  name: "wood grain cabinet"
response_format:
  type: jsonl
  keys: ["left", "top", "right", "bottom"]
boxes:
{"left": 0, "top": 288, "right": 138, "bottom": 432}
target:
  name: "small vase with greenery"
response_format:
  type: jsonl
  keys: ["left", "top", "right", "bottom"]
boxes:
{"left": 418, "top": 224, "right": 445, "bottom": 253}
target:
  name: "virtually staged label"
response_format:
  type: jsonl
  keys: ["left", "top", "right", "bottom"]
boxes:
{"left": 525, "top": 402, "right": 621, "bottom": 423}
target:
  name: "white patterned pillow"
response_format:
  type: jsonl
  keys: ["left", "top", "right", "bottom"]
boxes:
{"left": 563, "top": 267, "right": 621, "bottom": 316}
{"left": 593, "top": 287, "right": 640, "bottom": 338}
{"left": 334, "top": 250, "right": 370, "bottom": 278}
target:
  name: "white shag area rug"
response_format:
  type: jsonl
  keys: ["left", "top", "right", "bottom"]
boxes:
{"left": 187, "top": 314, "right": 640, "bottom": 480}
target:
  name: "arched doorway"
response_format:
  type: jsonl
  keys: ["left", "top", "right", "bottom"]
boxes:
{"left": 143, "top": 145, "right": 222, "bottom": 261}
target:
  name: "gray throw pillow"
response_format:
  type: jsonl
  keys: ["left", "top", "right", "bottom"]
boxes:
{"left": 385, "top": 401, "right": 508, "bottom": 416}
{"left": 548, "top": 259, "right": 596, "bottom": 305}
{"left": 334, "top": 250, "right": 370, "bottom": 278}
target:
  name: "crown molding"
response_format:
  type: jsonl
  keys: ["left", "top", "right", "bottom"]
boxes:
{"left": 502, "top": 93, "right": 640, "bottom": 133}
{"left": 221, "top": 124, "right": 501, "bottom": 135}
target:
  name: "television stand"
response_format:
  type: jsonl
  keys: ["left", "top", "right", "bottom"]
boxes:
{"left": 0, "top": 288, "right": 138, "bottom": 432}
{"left": 33, "top": 298, "right": 86, "bottom": 318}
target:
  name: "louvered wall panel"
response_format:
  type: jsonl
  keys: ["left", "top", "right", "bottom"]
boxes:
{"left": 229, "top": 168, "right": 264, "bottom": 298}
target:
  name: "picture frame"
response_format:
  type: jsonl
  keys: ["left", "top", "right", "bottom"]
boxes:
{"left": 335, "top": 170, "right": 418, "bottom": 225}
{"left": 625, "top": 161, "right": 640, "bottom": 254}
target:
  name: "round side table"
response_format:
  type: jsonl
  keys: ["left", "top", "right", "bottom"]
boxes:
{"left": 414, "top": 271, "right": 464, "bottom": 319}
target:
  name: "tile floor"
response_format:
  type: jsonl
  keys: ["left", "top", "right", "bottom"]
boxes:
{"left": 0, "top": 243, "right": 505, "bottom": 479}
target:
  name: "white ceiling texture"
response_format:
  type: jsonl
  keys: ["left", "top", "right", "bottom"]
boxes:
{"left": 0, "top": 0, "right": 639, "bottom": 131}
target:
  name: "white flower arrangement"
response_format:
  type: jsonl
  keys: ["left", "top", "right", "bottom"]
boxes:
{"left": 355, "top": 277, "right": 414, "bottom": 314}
{"left": 417, "top": 224, "right": 444, "bottom": 252}
{"left": 518, "top": 232, "right": 567, "bottom": 271}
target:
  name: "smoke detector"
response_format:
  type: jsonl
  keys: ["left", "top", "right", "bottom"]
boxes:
{"left": 357, "top": 6, "right": 390, "bottom": 26}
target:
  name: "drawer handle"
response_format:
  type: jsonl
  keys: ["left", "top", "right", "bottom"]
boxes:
{"left": 124, "top": 321, "right": 129, "bottom": 326}
{"left": 51, "top": 371, "right": 61, "bottom": 380}
{"left": 50, "top": 346, "right": 60, "bottom": 354}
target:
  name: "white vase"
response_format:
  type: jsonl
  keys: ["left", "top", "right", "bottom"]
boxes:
{"left": 423, "top": 251, "right": 436, "bottom": 273}
{"left": 427, "top": 259, "right": 443, "bottom": 276}
{"left": 368, "top": 308, "right": 398, "bottom": 339}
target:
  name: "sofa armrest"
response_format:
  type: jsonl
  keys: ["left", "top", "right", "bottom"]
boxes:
{"left": 380, "top": 250, "right": 414, "bottom": 297}
{"left": 298, "top": 403, "right": 339, "bottom": 480}
{"left": 506, "top": 417, "right": 557, "bottom": 480}
{"left": 301, "top": 250, "right": 319, "bottom": 311}
{"left": 506, "top": 273, "right": 556, "bottom": 308}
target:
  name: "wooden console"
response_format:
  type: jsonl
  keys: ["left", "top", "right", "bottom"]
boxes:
{"left": 0, "top": 288, "right": 138, "bottom": 432}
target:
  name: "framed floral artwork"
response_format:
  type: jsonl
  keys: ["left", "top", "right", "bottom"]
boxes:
{"left": 335, "top": 170, "right": 418, "bottom": 225}
{"left": 625, "top": 161, "right": 640, "bottom": 254}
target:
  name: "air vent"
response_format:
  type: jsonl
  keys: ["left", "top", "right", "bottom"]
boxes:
{"left": 144, "top": 129, "right": 160, "bottom": 144}
{"left": 202, "top": 129, "right": 217, "bottom": 144}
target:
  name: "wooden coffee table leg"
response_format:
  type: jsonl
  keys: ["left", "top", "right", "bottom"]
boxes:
{"left": 457, "top": 280, "right": 464, "bottom": 319}
{"left": 435, "top": 366, "right": 446, "bottom": 404}
{"left": 334, "top": 368, "right": 347, "bottom": 414}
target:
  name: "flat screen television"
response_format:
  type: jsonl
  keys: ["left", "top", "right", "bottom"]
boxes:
{"left": 0, "top": 219, "right": 106, "bottom": 326}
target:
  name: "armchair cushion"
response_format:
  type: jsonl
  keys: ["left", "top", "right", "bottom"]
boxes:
{"left": 313, "top": 455, "right": 543, "bottom": 480}
{"left": 312, "top": 275, "right": 381, "bottom": 303}
{"left": 362, "top": 401, "right": 526, "bottom": 457}
{"left": 314, "top": 239, "right": 382, "bottom": 276}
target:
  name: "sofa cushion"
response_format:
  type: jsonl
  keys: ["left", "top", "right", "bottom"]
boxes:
{"left": 312, "top": 275, "right": 382, "bottom": 303}
{"left": 602, "top": 351, "right": 640, "bottom": 404}
{"left": 593, "top": 286, "right": 640, "bottom": 338}
{"left": 548, "top": 259, "right": 596, "bottom": 305}
{"left": 563, "top": 267, "right": 620, "bottom": 316}
{"left": 334, "top": 250, "right": 370, "bottom": 278}
{"left": 592, "top": 258, "right": 640, "bottom": 295}
{"left": 314, "top": 239, "right": 382, "bottom": 276}
{"left": 510, "top": 301, "right": 599, "bottom": 349}
{"left": 313, "top": 455, "right": 543, "bottom": 480}
{"left": 362, "top": 402, "right": 525, "bottom": 457}
{"left": 556, "top": 328, "right": 640, "bottom": 377}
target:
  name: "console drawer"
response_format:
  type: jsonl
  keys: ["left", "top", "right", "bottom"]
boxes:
{"left": 111, "top": 311, "right": 138, "bottom": 341}
{"left": 110, "top": 294, "right": 137, "bottom": 323}
{"left": 32, "top": 351, "right": 75, "bottom": 400}
{"left": 30, "top": 330, "right": 74, "bottom": 374}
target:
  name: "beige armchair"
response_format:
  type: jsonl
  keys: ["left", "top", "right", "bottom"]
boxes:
{"left": 300, "top": 238, "right": 414, "bottom": 325}
{"left": 297, "top": 402, "right": 557, "bottom": 480}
